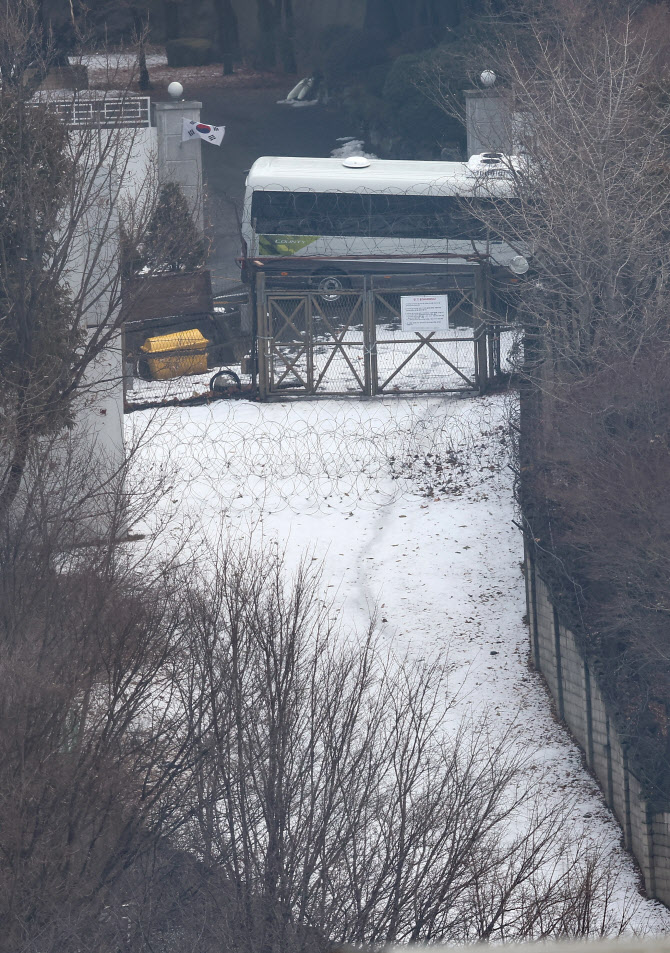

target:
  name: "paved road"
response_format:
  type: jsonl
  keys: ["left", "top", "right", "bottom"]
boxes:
{"left": 196, "top": 85, "right": 350, "bottom": 292}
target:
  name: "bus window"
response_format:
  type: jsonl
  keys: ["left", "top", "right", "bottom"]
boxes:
{"left": 366, "top": 195, "right": 489, "bottom": 241}
{"left": 250, "top": 191, "right": 492, "bottom": 241}
{"left": 251, "top": 191, "right": 368, "bottom": 236}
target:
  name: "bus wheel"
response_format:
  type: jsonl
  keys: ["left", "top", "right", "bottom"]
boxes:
{"left": 311, "top": 269, "right": 350, "bottom": 302}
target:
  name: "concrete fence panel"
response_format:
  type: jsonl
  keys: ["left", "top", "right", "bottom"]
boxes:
{"left": 524, "top": 544, "right": 668, "bottom": 907}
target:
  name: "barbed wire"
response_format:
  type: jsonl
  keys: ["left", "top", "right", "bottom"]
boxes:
{"left": 128, "top": 395, "right": 514, "bottom": 520}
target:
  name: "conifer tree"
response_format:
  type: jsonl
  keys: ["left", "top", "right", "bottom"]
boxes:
{"left": 142, "top": 181, "right": 205, "bottom": 272}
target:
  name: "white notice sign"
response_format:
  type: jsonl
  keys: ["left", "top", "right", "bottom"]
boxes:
{"left": 400, "top": 295, "right": 449, "bottom": 334}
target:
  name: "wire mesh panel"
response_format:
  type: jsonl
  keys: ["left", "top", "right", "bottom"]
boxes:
{"left": 123, "top": 272, "right": 499, "bottom": 410}
{"left": 265, "top": 292, "right": 368, "bottom": 396}
{"left": 124, "top": 305, "right": 253, "bottom": 411}
{"left": 258, "top": 270, "right": 487, "bottom": 399}
{"left": 310, "top": 292, "right": 367, "bottom": 395}
{"left": 370, "top": 276, "right": 480, "bottom": 395}
{"left": 267, "top": 296, "right": 312, "bottom": 393}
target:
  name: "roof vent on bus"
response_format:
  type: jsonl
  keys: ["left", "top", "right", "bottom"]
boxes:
{"left": 467, "top": 152, "right": 506, "bottom": 173}
{"left": 342, "top": 155, "right": 371, "bottom": 169}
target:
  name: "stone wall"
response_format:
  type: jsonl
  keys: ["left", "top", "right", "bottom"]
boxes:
{"left": 464, "top": 90, "right": 512, "bottom": 158}
{"left": 154, "top": 101, "right": 203, "bottom": 233}
{"left": 525, "top": 546, "right": 670, "bottom": 906}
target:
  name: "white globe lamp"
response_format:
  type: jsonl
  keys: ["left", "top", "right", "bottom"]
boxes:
{"left": 480, "top": 70, "right": 496, "bottom": 88}
{"left": 510, "top": 255, "right": 530, "bottom": 276}
{"left": 168, "top": 81, "right": 184, "bottom": 100}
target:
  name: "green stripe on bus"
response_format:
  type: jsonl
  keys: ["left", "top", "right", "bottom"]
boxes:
{"left": 258, "top": 235, "right": 318, "bottom": 255}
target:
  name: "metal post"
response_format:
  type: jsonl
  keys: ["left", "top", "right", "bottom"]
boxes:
{"left": 256, "top": 271, "right": 268, "bottom": 400}
{"left": 474, "top": 268, "right": 488, "bottom": 392}
{"left": 363, "top": 278, "right": 377, "bottom": 396}
{"left": 482, "top": 266, "right": 501, "bottom": 382}
{"left": 488, "top": 324, "right": 501, "bottom": 381}
{"left": 307, "top": 294, "right": 314, "bottom": 394}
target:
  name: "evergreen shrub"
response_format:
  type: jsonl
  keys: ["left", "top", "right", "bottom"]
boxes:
{"left": 123, "top": 183, "right": 205, "bottom": 275}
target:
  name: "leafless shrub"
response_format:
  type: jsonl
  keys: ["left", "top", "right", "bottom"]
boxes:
{"left": 173, "top": 543, "right": 643, "bottom": 952}
{"left": 501, "top": 3, "right": 670, "bottom": 794}
{"left": 0, "top": 438, "right": 201, "bottom": 953}
{"left": 0, "top": 415, "right": 648, "bottom": 951}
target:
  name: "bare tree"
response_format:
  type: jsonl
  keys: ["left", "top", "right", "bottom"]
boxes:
{"left": 424, "top": 0, "right": 670, "bottom": 795}
{"left": 254, "top": 0, "right": 296, "bottom": 72}
{"left": 0, "top": 422, "right": 644, "bottom": 953}
{"left": 499, "top": 2, "right": 670, "bottom": 795}
{"left": 176, "top": 544, "right": 641, "bottom": 953}
{"left": 0, "top": 0, "right": 202, "bottom": 521}
{"left": 213, "top": 0, "right": 240, "bottom": 75}
{"left": 0, "top": 428, "right": 204, "bottom": 953}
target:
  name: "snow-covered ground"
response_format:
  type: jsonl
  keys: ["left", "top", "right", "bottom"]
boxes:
{"left": 69, "top": 52, "right": 168, "bottom": 71}
{"left": 129, "top": 392, "right": 670, "bottom": 932}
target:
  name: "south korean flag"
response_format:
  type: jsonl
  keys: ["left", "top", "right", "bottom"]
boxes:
{"left": 182, "top": 119, "right": 225, "bottom": 146}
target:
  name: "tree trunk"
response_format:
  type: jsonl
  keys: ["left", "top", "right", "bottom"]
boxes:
{"left": 213, "top": 0, "right": 239, "bottom": 75}
{"left": 133, "top": 9, "right": 152, "bottom": 90}
{"left": 0, "top": 425, "right": 29, "bottom": 522}
{"left": 255, "top": 0, "right": 296, "bottom": 72}
{"left": 138, "top": 43, "right": 151, "bottom": 90}
{"left": 279, "top": 0, "right": 296, "bottom": 74}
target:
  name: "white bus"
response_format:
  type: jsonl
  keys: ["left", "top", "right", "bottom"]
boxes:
{"left": 240, "top": 154, "right": 527, "bottom": 294}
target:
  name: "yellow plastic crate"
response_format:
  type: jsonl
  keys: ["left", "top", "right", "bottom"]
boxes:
{"left": 140, "top": 329, "right": 210, "bottom": 381}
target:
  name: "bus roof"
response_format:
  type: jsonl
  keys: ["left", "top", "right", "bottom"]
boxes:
{"left": 246, "top": 156, "right": 483, "bottom": 195}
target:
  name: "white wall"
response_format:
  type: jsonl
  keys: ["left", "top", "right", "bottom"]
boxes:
{"left": 63, "top": 121, "right": 158, "bottom": 536}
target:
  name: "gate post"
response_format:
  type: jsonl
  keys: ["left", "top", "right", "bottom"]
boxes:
{"left": 484, "top": 266, "right": 501, "bottom": 382}
{"left": 306, "top": 294, "right": 315, "bottom": 394}
{"left": 488, "top": 324, "right": 501, "bottom": 380}
{"left": 255, "top": 271, "right": 269, "bottom": 401}
{"left": 363, "top": 281, "right": 377, "bottom": 396}
{"left": 474, "top": 268, "right": 488, "bottom": 393}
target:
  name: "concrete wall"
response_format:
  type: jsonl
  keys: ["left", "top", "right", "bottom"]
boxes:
{"left": 525, "top": 545, "right": 670, "bottom": 906}
{"left": 154, "top": 100, "right": 203, "bottom": 232}
{"left": 63, "top": 122, "right": 159, "bottom": 538}
{"left": 116, "top": 125, "right": 158, "bottom": 204}
{"left": 464, "top": 90, "right": 512, "bottom": 158}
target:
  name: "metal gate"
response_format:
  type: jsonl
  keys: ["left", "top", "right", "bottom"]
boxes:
{"left": 256, "top": 271, "right": 497, "bottom": 399}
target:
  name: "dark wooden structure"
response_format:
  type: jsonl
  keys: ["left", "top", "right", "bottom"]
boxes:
{"left": 121, "top": 270, "right": 214, "bottom": 323}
